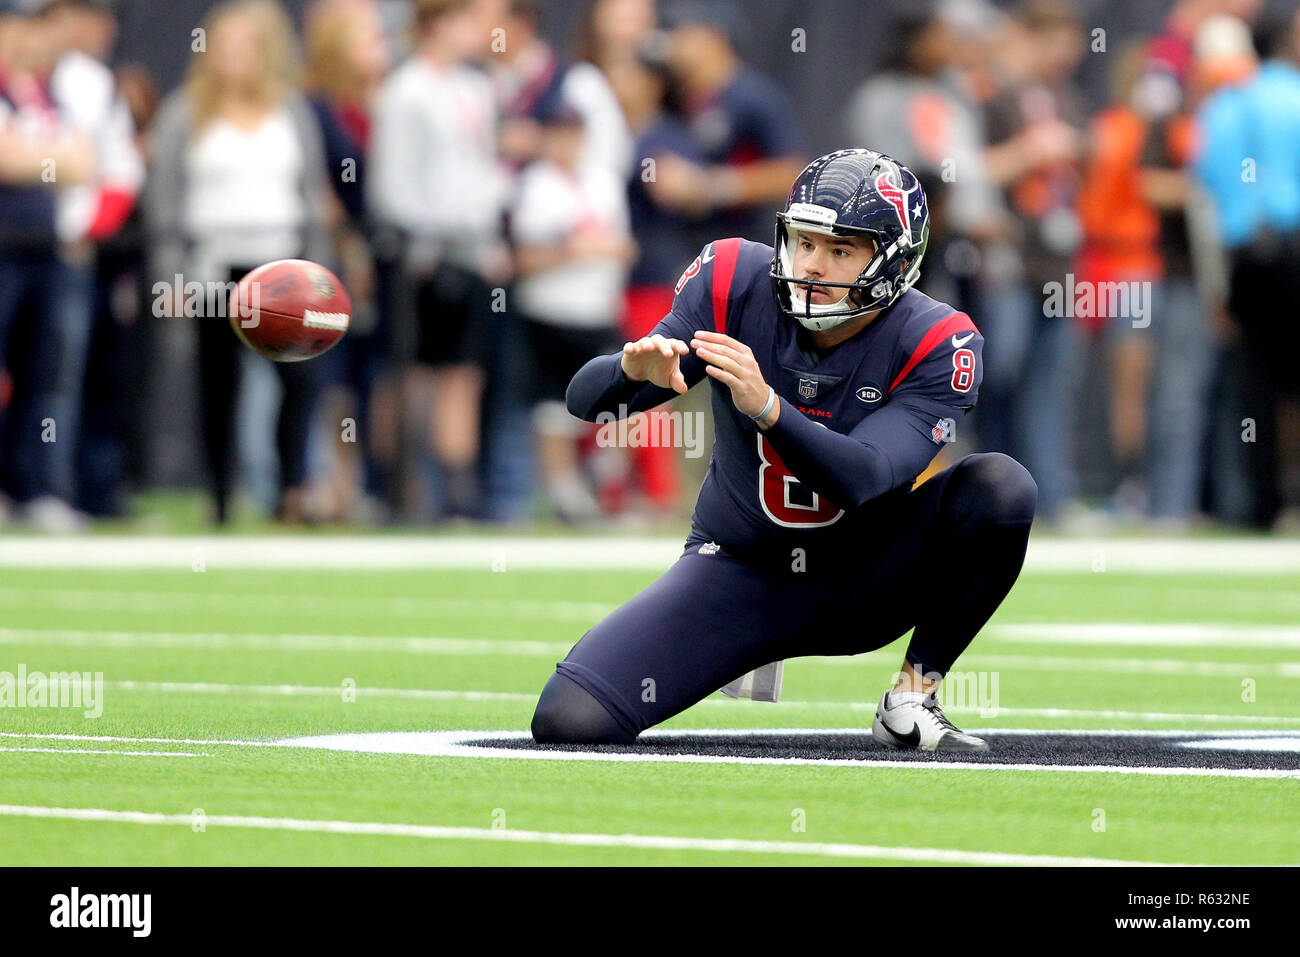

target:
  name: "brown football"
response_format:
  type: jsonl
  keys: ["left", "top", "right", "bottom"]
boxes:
{"left": 228, "top": 259, "right": 351, "bottom": 362}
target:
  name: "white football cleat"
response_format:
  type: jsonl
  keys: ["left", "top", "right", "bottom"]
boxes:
{"left": 872, "top": 689, "right": 989, "bottom": 752}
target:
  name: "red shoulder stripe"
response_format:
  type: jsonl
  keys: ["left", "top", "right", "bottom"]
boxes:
{"left": 887, "top": 312, "right": 978, "bottom": 394}
{"left": 710, "top": 238, "right": 744, "bottom": 334}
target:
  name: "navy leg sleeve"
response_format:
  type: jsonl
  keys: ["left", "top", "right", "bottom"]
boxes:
{"left": 531, "top": 672, "right": 635, "bottom": 745}
{"left": 545, "top": 544, "right": 837, "bottom": 736}
{"left": 902, "top": 452, "right": 1037, "bottom": 679}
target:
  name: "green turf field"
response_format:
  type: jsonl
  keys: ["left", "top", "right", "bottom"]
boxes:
{"left": 1, "top": 538, "right": 1298, "bottom": 866}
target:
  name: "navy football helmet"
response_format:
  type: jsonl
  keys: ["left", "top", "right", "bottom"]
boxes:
{"left": 770, "top": 149, "right": 930, "bottom": 331}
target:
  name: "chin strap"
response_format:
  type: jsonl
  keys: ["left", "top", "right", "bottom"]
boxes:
{"left": 790, "top": 288, "right": 860, "bottom": 331}
{"left": 790, "top": 286, "right": 851, "bottom": 315}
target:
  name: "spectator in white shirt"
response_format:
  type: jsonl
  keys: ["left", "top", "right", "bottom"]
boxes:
{"left": 369, "top": 0, "right": 507, "bottom": 520}
{"left": 513, "top": 104, "right": 635, "bottom": 523}
{"left": 146, "top": 0, "right": 333, "bottom": 525}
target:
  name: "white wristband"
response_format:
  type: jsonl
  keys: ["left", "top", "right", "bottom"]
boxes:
{"left": 748, "top": 386, "right": 777, "bottom": 422}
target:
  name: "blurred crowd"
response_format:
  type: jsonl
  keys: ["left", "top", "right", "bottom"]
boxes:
{"left": 0, "top": 0, "right": 1298, "bottom": 532}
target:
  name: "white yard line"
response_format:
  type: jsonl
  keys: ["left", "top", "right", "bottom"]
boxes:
{"left": 89, "top": 679, "right": 1300, "bottom": 725}
{"left": 1012, "top": 580, "right": 1300, "bottom": 607}
{"left": 819, "top": 652, "right": 1297, "bottom": 677}
{"left": 1, "top": 535, "right": 1300, "bottom": 572}
{"left": 0, "top": 628, "right": 568, "bottom": 657}
{"left": 271, "top": 729, "right": 1300, "bottom": 778}
{"left": 955, "top": 653, "right": 1288, "bottom": 677}
{"left": 0, "top": 803, "right": 1189, "bottom": 865}
{"left": 912, "top": 705, "right": 1300, "bottom": 723}
{"left": 0, "top": 628, "right": 1293, "bottom": 679}
{"left": 0, "top": 588, "right": 613, "bottom": 622}
{"left": 989, "top": 623, "right": 1300, "bottom": 649}
{"left": 107, "top": 680, "right": 535, "bottom": 702}
{"left": 0, "top": 732, "right": 285, "bottom": 748}
{"left": 1022, "top": 538, "right": 1300, "bottom": 573}
{"left": 9, "top": 584, "right": 1299, "bottom": 647}
{"left": 0, "top": 747, "right": 204, "bottom": 757}
{"left": 3, "top": 729, "right": 1297, "bottom": 779}
{"left": 0, "top": 537, "right": 687, "bottom": 570}
{"left": 780, "top": 701, "right": 1300, "bottom": 723}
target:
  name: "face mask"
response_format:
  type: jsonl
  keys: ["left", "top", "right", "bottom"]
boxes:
{"left": 779, "top": 231, "right": 865, "bottom": 331}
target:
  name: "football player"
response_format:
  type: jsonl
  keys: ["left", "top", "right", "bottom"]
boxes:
{"left": 532, "top": 149, "right": 1037, "bottom": 751}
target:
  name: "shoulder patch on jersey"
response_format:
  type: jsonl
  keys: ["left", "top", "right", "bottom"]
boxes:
{"left": 855, "top": 385, "right": 883, "bottom": 404}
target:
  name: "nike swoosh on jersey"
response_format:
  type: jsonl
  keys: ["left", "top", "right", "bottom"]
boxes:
{"left": 951, "top": 332, "right": 975, "bottom": 348}
{"left": 701, "top": 243, "right": 715, "bottom": 264}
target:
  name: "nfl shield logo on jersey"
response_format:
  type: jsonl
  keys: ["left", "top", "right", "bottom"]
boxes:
{"left": 798, "top": 377, "right": 818, "bottom": 400}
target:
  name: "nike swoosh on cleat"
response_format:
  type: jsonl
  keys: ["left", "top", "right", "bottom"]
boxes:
{"left": 882, "top": 722, "right": 921, "bottom": 748}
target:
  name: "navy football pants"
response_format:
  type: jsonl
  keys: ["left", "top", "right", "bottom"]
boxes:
{"left": 532, "top": 451, "right": 1037, "bottom": 743}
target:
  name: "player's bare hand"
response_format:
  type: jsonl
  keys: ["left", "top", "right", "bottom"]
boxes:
{"left": 691, "top": 330, "right": 773, "bottom": 420}
{"left": 621, "top": 334, "right": 689, "bottom": 394}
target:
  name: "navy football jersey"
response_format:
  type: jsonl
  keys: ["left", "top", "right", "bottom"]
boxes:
{"left": 567, "top": 237, "right": 983, "bottom": 566}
